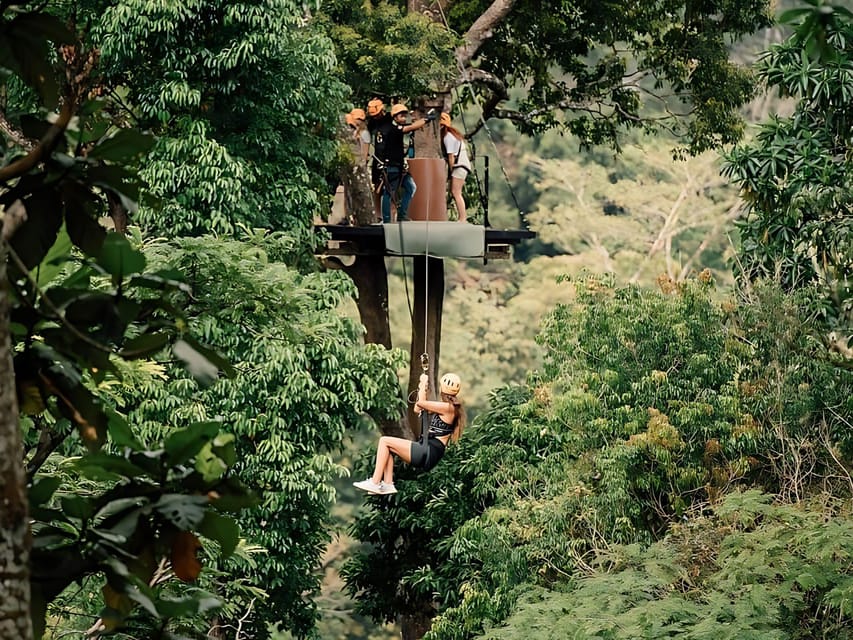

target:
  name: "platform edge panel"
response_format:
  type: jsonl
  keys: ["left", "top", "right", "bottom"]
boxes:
{"left": 314, "top": 224, "right": 536, "bottom": 258}
{"left": 384, "top": 222, "right": 485, "bottom": 258}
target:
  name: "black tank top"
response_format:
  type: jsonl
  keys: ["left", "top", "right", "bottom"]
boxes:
{"left": 429, "top": 412, "right": 456, "bottom": 437}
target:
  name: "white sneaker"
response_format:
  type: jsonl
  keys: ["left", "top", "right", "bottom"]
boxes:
{"left": 378, "top": 483, "right": 397, "bottom": 495}
{"left": 353, "top": 479, "right": 383, "bottom": 493}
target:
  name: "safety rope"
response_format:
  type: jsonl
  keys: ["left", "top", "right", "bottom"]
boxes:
{"left": 373, "top": 150, "right": 416, "bottom": 321}
{"left": 423, "top": 208, "right": 430, "bottom": 357}
{"left": 419, "top": 352, "right": 430, "bottom": 443}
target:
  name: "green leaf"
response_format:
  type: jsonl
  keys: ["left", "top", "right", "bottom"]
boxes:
{"left": 129, "top": 271, "right": 192, "bottom": 294}
{"left": 152, "top": 494, "right": 208, "bottom": 530}
{"left": 88, "top": 165, "right": 141, "bottom": 202}
{"left": 29, "top": 476, "right": 61, "bottom": 507}
{"left": 64, "top": 183, "right": 106, "bottom": 258}
{"left": 211, "top": 432, "right": 237, "bottom": 467}
{"left": 97, "top": 233, "right": 147, "bottom": 279}
{"left": 19, "top": 114, "right": 53, "bottom": 141}
{"left": 65, "top": 452, "right": 150, "bottom": 481}
{"left": 154, "top": 593, "right": 222, "bottom": 618}
{"left": 164, "top": 421, "right": 221, "bottom": 467}
{"left": 124, "top": 585, "right": 159, "bottom": 617}
{"left": 209, "top": 489, "right": 259, "bottom": 514}
{"left": 88, "top": 128, "right": 155, "bottom": 163}
{"left": 195, "top": 441, "right": 228, "bottom": 483}
{"left": 123, "top": 332, "right": 170, "bottom": 358}
{"left": 60, "top": 495, "right": 94, "bottom": 521}
{"left": 33, "top": 223, "right": 73, "bottom": 288}
{"left": 6, "top": 185, "right": 63, "bottom": 273}
{"left": 62, "top": 292, "right": 115, "bottom": 326}
{"left": 172, "top": 339, "right": 219, "bottom": 386}
{"left": 174, "top": 336, "right": 236, "bottom": 385}
{"left": 779, "top": 8, "right": 818, "bottom": 25}
{"left": 60, "top": 264, "right": 93, "bottom": 290}
{"left": 0, "top": 13, "right": 66, "bottom": 105}
{"left": 198, "top": 510, "right": 240, "bottom": 557}
{"left": 37, "top": 354, "right": 108, "bottom": 450}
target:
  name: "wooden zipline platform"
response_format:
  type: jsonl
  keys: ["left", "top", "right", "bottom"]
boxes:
{"left": 316, "top": 222, "right": 535, "bottom": 260}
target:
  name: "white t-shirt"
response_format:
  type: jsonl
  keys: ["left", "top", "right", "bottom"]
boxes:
{"left": 443, "top": 132, "right": 471, "bottom": 171}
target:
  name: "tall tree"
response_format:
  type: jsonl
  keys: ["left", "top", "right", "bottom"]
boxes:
{"left": 723, "top": 0, "right": 853, "bottom": 328}
{"left": 118, "top": 232, "right": 406, "bottom": 638}
{"left": 325, "top": 0, "right": 773, "bottom": 153}
{"left": 0, "top": 7, "right": 254, "bottom": 638}
{"left": 85, "top": 0, "right": 348, "bottom": 239}
{"left": 320, "top": 0, "right": 774, "bottom": 415}
{"left": 0, "top": 3, "right": 367, "bottom": 639}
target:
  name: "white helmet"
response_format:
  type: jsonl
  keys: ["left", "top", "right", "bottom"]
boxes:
{"left": 440, "top": 373, "right": 461, "bottom": 396}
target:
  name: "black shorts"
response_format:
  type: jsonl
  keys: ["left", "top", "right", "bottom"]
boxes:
{"left": 410, "top": 436, "right": 446, "bottom": 472}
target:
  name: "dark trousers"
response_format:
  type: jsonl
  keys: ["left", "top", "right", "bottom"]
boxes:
{"left": 381, "top": 165, "right": 416, "bottom": 223}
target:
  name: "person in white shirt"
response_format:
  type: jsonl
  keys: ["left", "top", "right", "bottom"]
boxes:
{"left": 440, "top": 112, "right": 472, "bottom": 222}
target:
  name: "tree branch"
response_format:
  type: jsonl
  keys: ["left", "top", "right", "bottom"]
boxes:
{"left": 26, "top": 420, "right": 71, "bottom": 481}
{"left": 0, "top": 43, "right": 99, "bottom": 184}
{"left": 455, "top": 0, "right": 517, "bottom": 69}
{"left": 458, "top": 68, "right": 508, "bottom": 101}
{"left": 0, "top": 99, "right": 74, "bottom": 184}
{"left": 0, "top": 111, "right": 34, "bottom": 151}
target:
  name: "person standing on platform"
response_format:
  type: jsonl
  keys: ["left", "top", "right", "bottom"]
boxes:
{"left": 440, "top": 112, "right": 472, "bottom": 222}
{"left": 366, "top": 99, "right": 391, "bottom": 222}
{"left": 375, "top": 103, "right": 435, "bottom": 223}
{"left": 345, "top": 107, "right": 370, "bottom": 164}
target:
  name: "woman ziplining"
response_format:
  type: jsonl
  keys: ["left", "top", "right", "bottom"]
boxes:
{"left": 353, "top": 371, "right": 466, "bottom": 495}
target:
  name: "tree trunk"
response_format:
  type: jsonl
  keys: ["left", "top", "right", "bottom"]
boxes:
{"left": 403, "top": 8, "right": 452, "bottom": 639}
{"left": 401, "top": 609, "right": 434, "bottom": 640}
{"left": 343, "top": 255, "right": 393, "bottom": 350}
{"left": 107, "top": 192, "right": 128, "bottom": 235}
{"left": 413, "top": 95, "right": 447, "bottom": 160}
{"left": 0, "top": 239, "right": 33, "bottom": 640}
{"left": 340, "top": 124, "right": 377, "bottom": 226}
{"left": 400, "top": 257, "right": 444, "bottom": 640}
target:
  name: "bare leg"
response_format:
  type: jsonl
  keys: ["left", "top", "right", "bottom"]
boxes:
{"left": 451, "top": 176, "right": 467, "bottom": 221}
{"left": 383, "top": 455, "right": 394, "bottom": 484}
{"left": 372, "top": 436, "right": 413, "bottom": 484}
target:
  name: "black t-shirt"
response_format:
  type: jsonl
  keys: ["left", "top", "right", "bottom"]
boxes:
{"left": 373, "top": 118, "right": 406, "bottom": 168}
{"left": 368, "top": 113, "right": 390, "bottom": 166}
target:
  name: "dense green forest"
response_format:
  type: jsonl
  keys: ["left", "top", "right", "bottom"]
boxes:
{"left": 1, "top": 1, "right": 852, "bottom": 640}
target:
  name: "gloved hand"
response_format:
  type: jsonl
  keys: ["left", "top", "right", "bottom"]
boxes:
{"left": 419, "top": 373, "right": 429, "bottom": 385}
{"left": 424, "top": 109, "right": 437, "bottom": 122}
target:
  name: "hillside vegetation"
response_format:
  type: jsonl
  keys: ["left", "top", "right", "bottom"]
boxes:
{"left": 350, "top": 276, "right": 853, "bottom": 639}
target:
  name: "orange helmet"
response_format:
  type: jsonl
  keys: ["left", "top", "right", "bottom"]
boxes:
{"left": 367, "top": 99, "right": 385, "bottom": 117}
{"left": 345, "top": 108, "right": 366, "bottom": 127}
{"left": 440, "top": 373, "right": 461, "bottom": 396}
{"left": 440, "top": 112, "right": 452, "bottom": 127}
{"left": 390, "top": 103, "right": 409, "bottom": 117}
